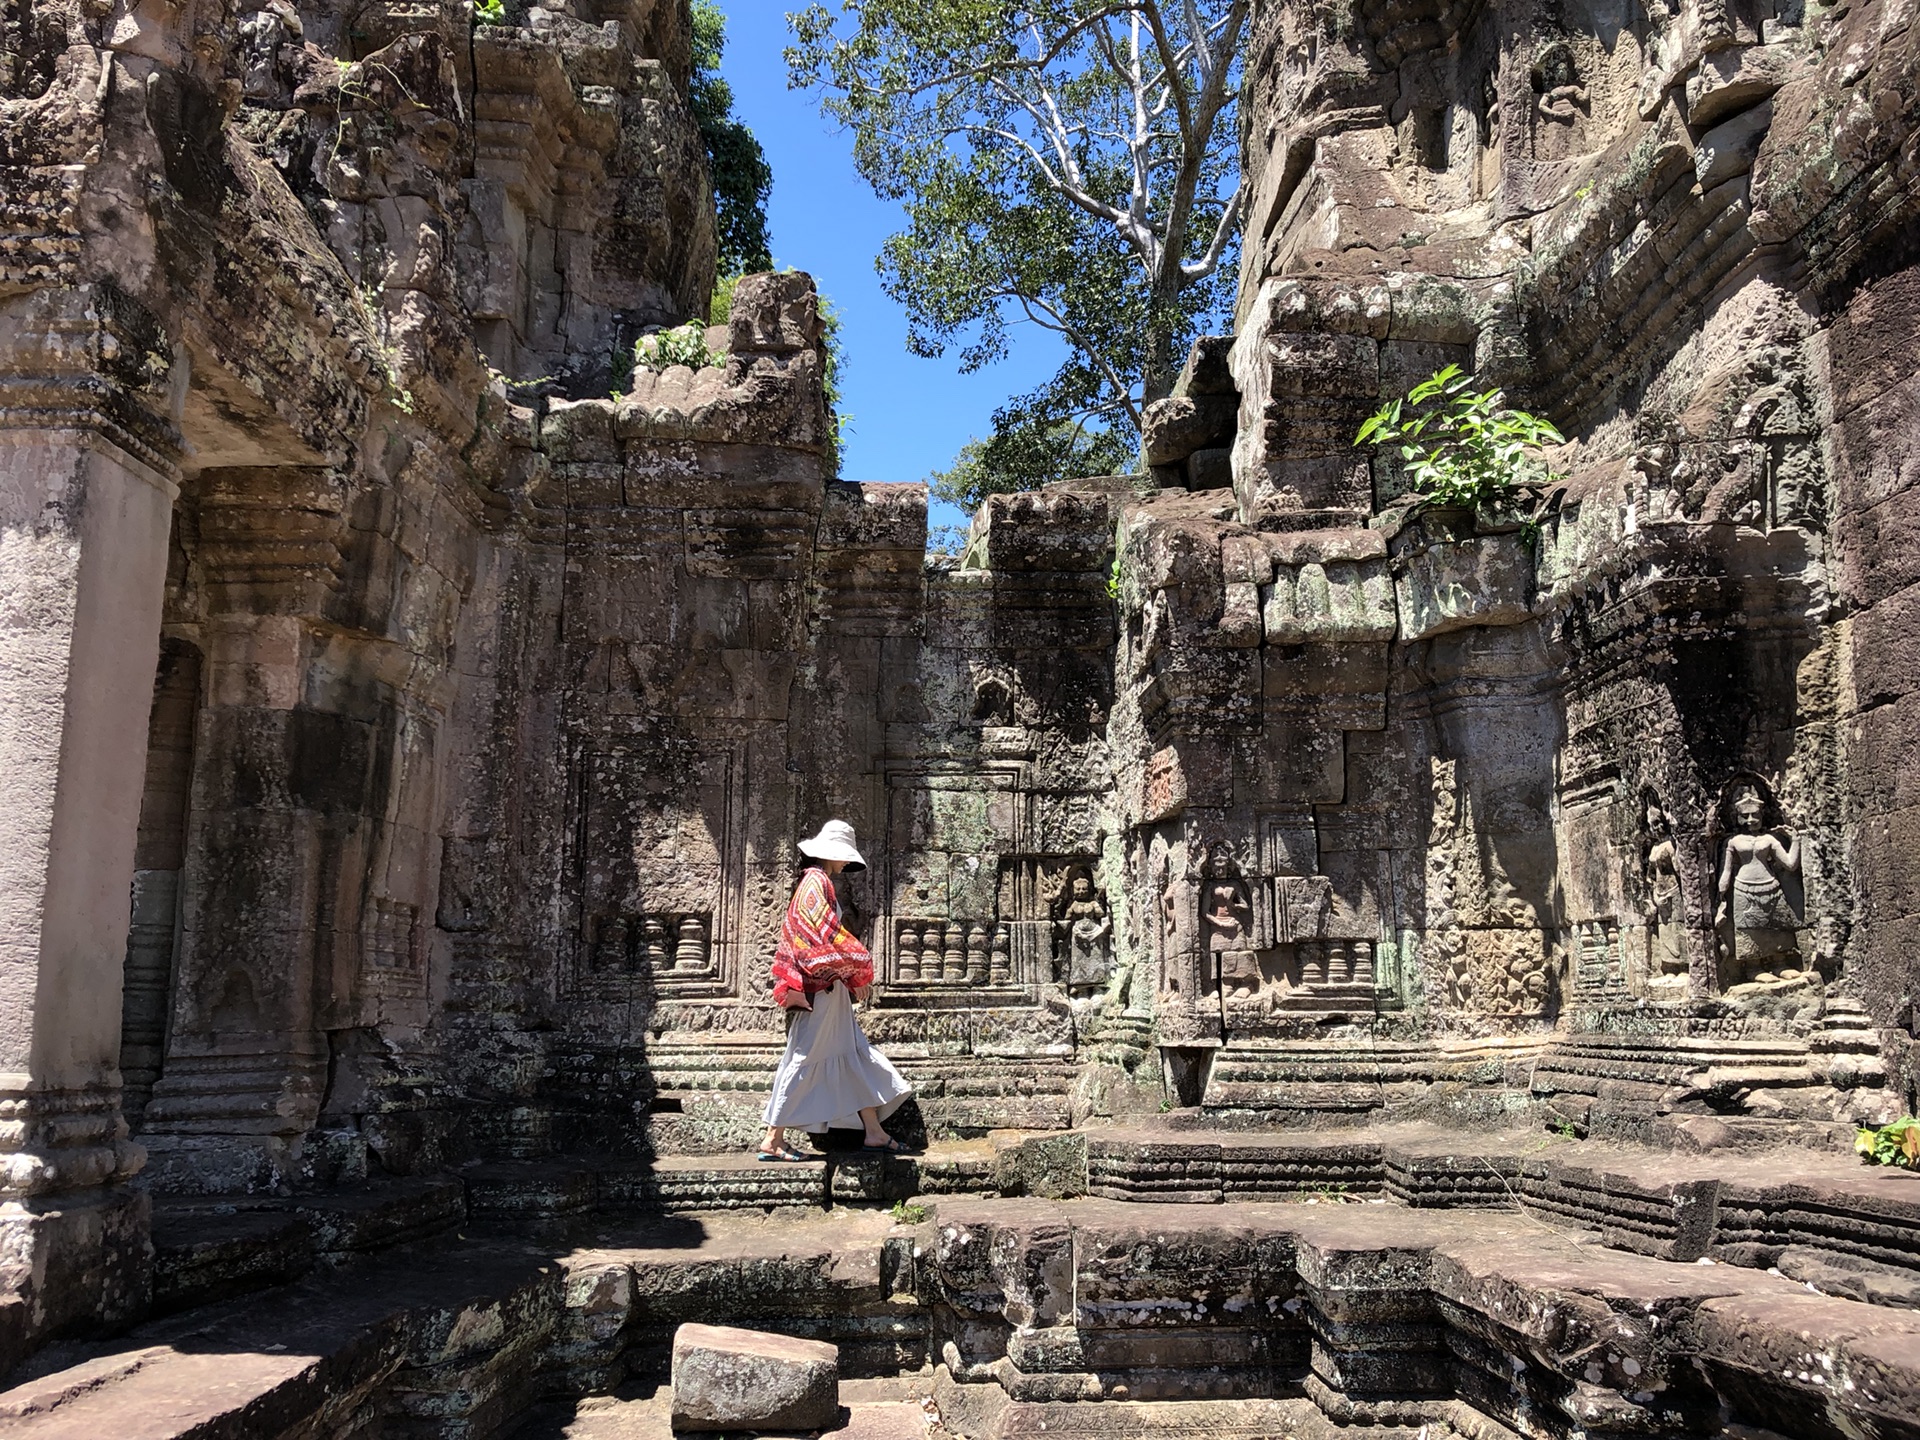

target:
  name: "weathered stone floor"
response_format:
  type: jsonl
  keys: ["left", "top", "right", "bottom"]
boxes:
{"left": 6, "top": 1126, "right": 1919, "bottom": 1438}
{"left": 510, "top": 1377, "right": 938, "bottom": 1439}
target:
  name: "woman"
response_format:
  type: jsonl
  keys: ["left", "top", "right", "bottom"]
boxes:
{"left": 759, "top": 820, "right": 917, "bottom": 1161}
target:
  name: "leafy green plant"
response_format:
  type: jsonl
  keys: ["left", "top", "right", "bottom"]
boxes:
{"left": 818, "top": 289, "right": 850, "bottom": 466}
{"left": 691, "top": 1, "right": 773, "bottom": 275}
{"left": 707, "top": 270, "right": 743, "bottom": 327}
{"left": 1856, "top": 1116, "right": 1920, "bottom": 1169}
{"left": 889, "top": 1200, "right": 929, "bottom": 1225}
{"left": 472, "top": 0, "right": 507, "bottom": 24}
{"left": 1106, "top": 553, "right": 1121, "bottom": 600}
{"left": 1355, "top": 364, "right": 1565, "bottom": 516}
{"left": 633, "top": 321, "right": 724, "bottom": 373}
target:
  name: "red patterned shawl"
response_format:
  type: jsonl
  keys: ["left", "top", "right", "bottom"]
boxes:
{"left": 770, "top": 867, "right": 873, "bottom": 1008}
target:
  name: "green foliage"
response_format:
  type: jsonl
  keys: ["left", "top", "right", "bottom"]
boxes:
{"left": 1354, "top": 365, "right": 1566, "bottom": 514}
{"left": 1856, "top": 1116, "right": 1920, "bottom": 1169}
{"left": 889, "top": 1200, "right": 929, "bottom": 1224}
{"left": 931, "top": 419, "right": 1134, "bottom": 512}
{"left": 815, "top": 287, "right": 852, "bottom": 473}
{"left": 788, "top": 1, "right": 1248, "bottom": 500}
{"left": 471, "top": 0, "right": 506, "bottom": 24}
{"left": 633, "top": 321, "right": 723, "bottom": 372}
{"left": 706, "top": 270, "right": 742, "bottom": 328}
{"left": 817, "top": 289, "right": 846, "bottom": 420}
{"left": 691, "top": 1, "right": 774, "bottom": 276}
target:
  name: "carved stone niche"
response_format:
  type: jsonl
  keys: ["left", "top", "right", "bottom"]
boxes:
{"left": 569, "top": 742, "right": 740, "bottom": 1001}
{"left": 1044, "top": 862, "right": 1113, "bottom": 995}
{"left": 1638, "top": 790, "right": 1692, "bottom": 1000}
{"left": 1221, "top": 872, "right": 1380, "bottom": 1023}
{"left": 1711, "top": 773, "right": 1807, "bottom": 995}
{"left": 1570, "top": 918, "right": 1629, "bottom": 1002}
{"left": 881, "top": 917, "right": 1030, "bottom": 1011}
{"left": 361, "top": 896, "right": 424, "bottom": 999}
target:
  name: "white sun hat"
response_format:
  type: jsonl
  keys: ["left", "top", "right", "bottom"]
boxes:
{"left": 798, "top": 818, "right": 867, "bottom": 872}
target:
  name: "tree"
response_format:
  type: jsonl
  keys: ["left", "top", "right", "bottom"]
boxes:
{"left": 930, "top": 419, "right": 1135, "bottom": 514}
{"left": 788, "top": 0, "right": 1248, "bottom": 498}
{"left": 691, "top": 1, "right": 774, "bottom": 277}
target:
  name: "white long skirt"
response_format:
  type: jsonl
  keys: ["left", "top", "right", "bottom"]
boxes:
{"left": 762, "top": 983, "right": 911, "bottom": 1133}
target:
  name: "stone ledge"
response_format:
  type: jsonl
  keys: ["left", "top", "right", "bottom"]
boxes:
{"left": 923, "top": 1196, "right": 1920, "bottom": 1438}
{"left": 9, "top": 1197, "right": 1917, "bottom": 1440}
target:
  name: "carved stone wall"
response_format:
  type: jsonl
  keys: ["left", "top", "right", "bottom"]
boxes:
{"left": 5, "top": 0, "right": 1920, "bottom": 1381}
{"left": 1105, "top": 0, "right": 1920, "bottom": 1132}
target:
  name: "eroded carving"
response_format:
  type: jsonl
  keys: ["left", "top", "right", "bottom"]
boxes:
{"left": 1047, "top": 864, "right": 1113, "bottom": 995}
{"left": 1715, "top": 777, "right": 1804, "bottom": 991}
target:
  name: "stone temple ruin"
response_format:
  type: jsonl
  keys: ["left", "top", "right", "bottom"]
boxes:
{"left": 3, "top": 0, "right": 1920, "bottom": 1433}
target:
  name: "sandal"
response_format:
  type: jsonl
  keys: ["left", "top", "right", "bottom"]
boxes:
{"left": 755, "top": 1147, "right": 812, "bottom": 1162}
{"left": 859, "top": 1137, "right": 922, "bottom": 1156}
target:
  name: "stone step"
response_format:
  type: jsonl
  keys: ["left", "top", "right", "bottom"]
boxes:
{"left": 1053, "top": 1123, "right": 1920, "bottom": 1290}
{"left": 2, "top": 1209, "right": 914, "bottom": 1440}
{"left": 140, "top": 1122, "right": 1920, "bottom": 1347}
{"left": 915, "top": 1195, "right": 1920, "bottom": 1438}
{"left": 510, "top": 1379, "right": 936, "bottom": 1439}
{"left": 8, "top": 1196, "right": 1919, "bottom": 1440}
{"left": 150, "top": 1175, "right": 469, "bottom": 1314}
{"left": 15, "top": 1198, "right": 1920, "bottom": 1440}
{"left": 0, "top": 1239, "right": 563, "bottom": 1440}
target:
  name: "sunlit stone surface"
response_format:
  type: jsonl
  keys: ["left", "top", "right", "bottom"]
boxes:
{"left": 1, "top": 0, "right": 1919, "bottom": 1432}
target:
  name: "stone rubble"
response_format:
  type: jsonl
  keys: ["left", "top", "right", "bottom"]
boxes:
{"left": 668, "top": 1322, "right": 840, "bottom": 1433}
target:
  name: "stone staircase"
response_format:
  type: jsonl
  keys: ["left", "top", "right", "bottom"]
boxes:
{"left": 140, "top": 1119, "right": 1920, "bottom": 1323}
{"left": 45, "top": 1113, "right": 1914, "bottom": 1439}
{"left": 6, "top": 1177, "right": 1918, "bottom": 1439}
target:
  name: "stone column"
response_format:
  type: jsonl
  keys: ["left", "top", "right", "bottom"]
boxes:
{"left": 0, "top": 290, "right": 180, "bottom": 1371}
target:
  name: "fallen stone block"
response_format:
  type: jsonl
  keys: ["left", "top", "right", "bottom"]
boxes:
{"left": 671, "top": 1322, "right": 839, "bottom": 1432}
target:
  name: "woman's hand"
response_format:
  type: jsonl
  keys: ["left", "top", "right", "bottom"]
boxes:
{"left": 780, "top": 992, "right": 813, "bottom": 1012}
{"left": 853, "top": 984, "right": 872, "bottom": 1005}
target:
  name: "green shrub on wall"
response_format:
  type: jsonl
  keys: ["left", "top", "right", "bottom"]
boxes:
{"left": 633, "top": 322, "right": 724, "bottom": 373}
{"left": 1355, "top": 364, "right": 1564, "bottom": 515}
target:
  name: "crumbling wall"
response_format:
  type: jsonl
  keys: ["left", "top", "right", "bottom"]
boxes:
{"left": 1101, "top": 0, "right": 1920, "bottom": 1133}
{"left": 6, "top": 0, "right": 1920, "bottom": 1381}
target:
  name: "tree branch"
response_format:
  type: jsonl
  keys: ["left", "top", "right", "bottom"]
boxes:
{"left": 1137, "top": 0, "right": 1196, "bottom": 150}
{"left": 1011, "top": 290, "right": 1142, "bottom": 428}
{"left": 1181, "top": 181, "right": 1243, "bottom": 280}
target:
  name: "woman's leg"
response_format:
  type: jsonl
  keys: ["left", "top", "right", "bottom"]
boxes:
{"left": 761, "top": 1124, "right": 787, "bottom": 1155}
{"left": 859, "top": 1106, "right": 889, "bottom": 1146}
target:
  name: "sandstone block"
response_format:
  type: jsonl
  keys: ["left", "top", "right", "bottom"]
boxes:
{"left": 1186, "top": 446, "right": 1234, "bottom": 490}
{"left": 1172, "top": 334, "right": 1237, "bottom": 397}
{"left": 728, "top": 271, "right": 822, "bottom": 355}
{"left": 1694, "top": 99, "right": 1772, "bottom": 188}
{"left": 670, "top": 1323, "right": 839, "bottom": 1432}
{"left": 1141, "top": 394, "right": 1238, "bottom": 465}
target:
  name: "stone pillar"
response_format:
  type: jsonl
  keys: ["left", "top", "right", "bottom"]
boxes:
{"left": 137, "top": 476, "right": 357, "bottom": 1192}
{"left": 0, "top": 291, "right": 180, "bottom": 1370}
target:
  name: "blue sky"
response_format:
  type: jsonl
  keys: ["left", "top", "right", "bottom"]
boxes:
{"left": 715, "top": 7, "right": 1066, "bottom": 532}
